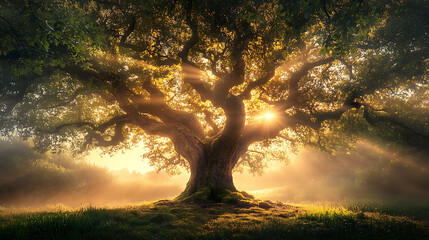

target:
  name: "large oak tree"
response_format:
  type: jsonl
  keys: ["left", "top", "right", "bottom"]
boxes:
{"left": 0, "top": 0, "right": 428, "bottom": 201}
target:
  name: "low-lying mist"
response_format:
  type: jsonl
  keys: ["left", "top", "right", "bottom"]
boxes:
{"left": 0, "top": 139, "right": 428, "bottom": 209}
{"left": 0, "top": 140, "right": 186, "bottom": 208}
{"left": 237, "top": 142, "right": 429, "bottom": 203}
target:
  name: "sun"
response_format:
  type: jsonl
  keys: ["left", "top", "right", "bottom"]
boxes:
{"left": 262, "top": 112, "right": 275, "bottom": 120}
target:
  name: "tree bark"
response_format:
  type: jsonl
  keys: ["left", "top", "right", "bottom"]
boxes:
{"left": 176, "top": 136, "right": 244, "bottom": 202}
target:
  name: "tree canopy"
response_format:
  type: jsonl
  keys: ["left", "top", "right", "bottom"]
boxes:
{"left": 0, "top": 0, "right": 428, "bottom": 200}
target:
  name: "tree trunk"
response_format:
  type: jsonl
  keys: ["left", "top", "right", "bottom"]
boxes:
{"left": 176, "top": 137, "right": 243, "bottom": 202}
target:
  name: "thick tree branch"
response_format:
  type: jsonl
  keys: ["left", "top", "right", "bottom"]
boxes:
{"left": 85, "top": 121, "right": 126, "bottom": 147}
{"left": 181, "top": 63, "right": 213, "bottom": 101}
{"left": 50, "top": 114, "right": 129, "bottom": 134}
{"left": 97, "top": 115, "right": 129, "bottom": 132}
{"left": 120, "top": 15, "right": 136, "bottom": 45}
{"left": 45, "top": 87, "right": 87, "bottom": 109}
{"left": 132, "top": 113, "right": 204, "bottom": 165}
{"left": 362, "top": 103, "right": 429, "bottom": 140}
{"left": 285, "top": 57, "right": 335, "bottom": 107}
{"left": 40, "top": 114, "right": 130, "bottom": 149}
{"left": 233, "top": 54, "right": 336, "bottom": 147}
{"left": 242, "top": 47, "right": 426, "bottom": 146}
{"left": 314, "top": 105, "right": 352, "bottom": 128}
{"left": 199, "top": 49, "right": 226, "bottom": 78}
{"left": 176, "top": 1, "right": 214, "bottom": 102}
{"left": 242, "top": 112, "right": 297, "bottom": 146}
{"left": 178, "top": 0, "right": 198, "bottom": 62}
{"left": 207, "top": 33, "right": 252, "bottom": 141}
{"left": 245, "top": 57, "right": 336, "bottom": 112}
{"left": 134, "top": 77, "right": 206, "bottom": 138}
{"left": 203, "top": 110, "right": 220, "bottom": 135}
{"left": 213, "top": 59, "right": 245, "bottom": 102}
{"left": 213, "top": 30, "right": 252, "bottom": 103}
{"left": 243, "top": 95, "right": 359, "bottom": 147}
{"left": 177, "top": 1, "right": 252, "bottom": 143}
{"left": 63, "top": 64, "right": 206, "bottom": 140}
{"left": 239, "top": 69, "right": 275, "bottom": 100}
{"left": 52, "top": 121, "right": 97, "bottom": 133}
{"left": 220, "top": 95, "right": 246, "bottom": 140}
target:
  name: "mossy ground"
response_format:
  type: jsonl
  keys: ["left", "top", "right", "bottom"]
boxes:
{"left": 177, "top": 187, "right": 262, "bottom": 206}
{"left": 1, "top": 200, "right": 428, "bottom": 240}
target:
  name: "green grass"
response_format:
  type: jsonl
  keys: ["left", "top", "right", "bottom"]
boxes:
{"left": 1, "top": 201, "right": 428, "bottom": 240}
{"left": 344, "top": 198, "right": 429, "bottom": 221}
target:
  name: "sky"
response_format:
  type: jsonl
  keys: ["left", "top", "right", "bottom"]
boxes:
{"left": 86, "top": 147, "right": 153, "bottom": 174}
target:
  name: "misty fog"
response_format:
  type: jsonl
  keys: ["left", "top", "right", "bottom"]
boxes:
{"left": 0, "top": 139, "right": 428, "bottom": 209}
{"left": 236, "top": 142, "right": 429, "bottom": 203}
{"left": 0, "top": 140, "right": 186, "bottom": 208}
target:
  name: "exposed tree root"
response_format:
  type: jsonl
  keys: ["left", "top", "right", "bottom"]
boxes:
{"left": 176, "top": 187, "right": 279, "bottom": 209}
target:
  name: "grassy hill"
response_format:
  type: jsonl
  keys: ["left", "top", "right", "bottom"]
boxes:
{"left": 1, "top": 200, "right": 428, "bottom": 240}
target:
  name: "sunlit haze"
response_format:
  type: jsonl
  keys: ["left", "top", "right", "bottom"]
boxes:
{"left": 262, "top": 112, "right": 275, "bottom": 120}
{"left": 1, "top": 139, "right": 428, "bottom": 209}
{"left": 86, "top": 147, "right": 154, "bottom": 174}
{"left": 81, "top": 141, "right": 429, "bottom": 205}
